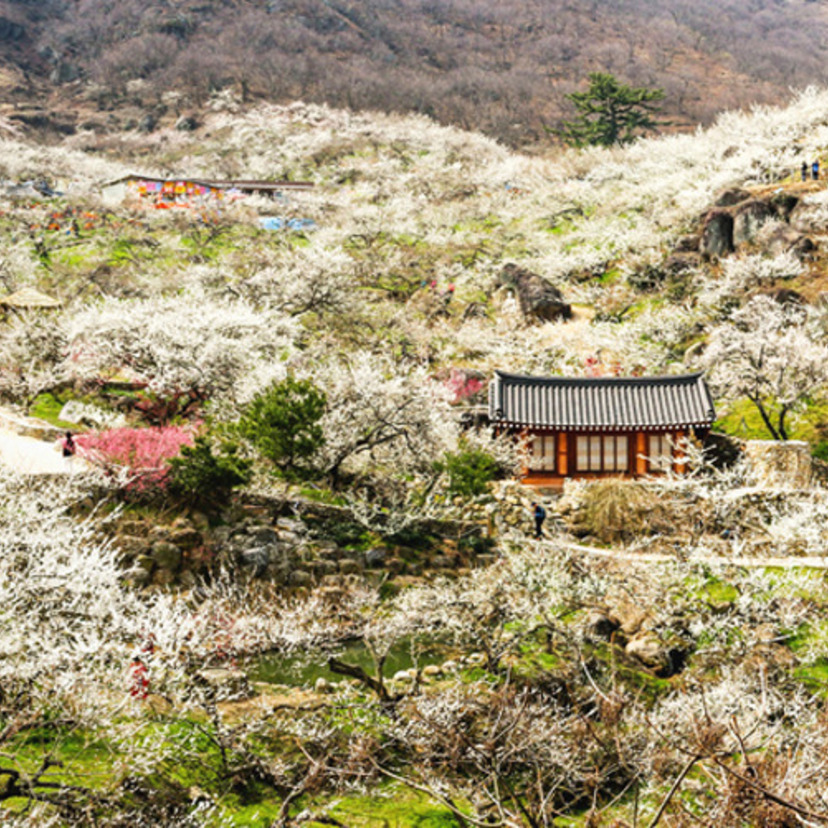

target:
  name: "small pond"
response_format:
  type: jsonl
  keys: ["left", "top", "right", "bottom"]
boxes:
{"left": 249, "top": 637, "right": 455, "bottom": 687}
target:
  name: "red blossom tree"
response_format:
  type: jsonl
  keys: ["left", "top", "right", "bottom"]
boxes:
{"left": 76, "top": 425, "right": 195, "bottom": 492}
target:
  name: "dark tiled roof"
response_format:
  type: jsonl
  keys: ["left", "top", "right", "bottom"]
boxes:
{"left": 489, "top": 371, "right": 715, "bottom": 430}
{"left": 102, "top": 175, "right": 313, "bottom": 190}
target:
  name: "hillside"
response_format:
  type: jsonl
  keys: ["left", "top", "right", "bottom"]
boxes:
{"left": 1, "top": 0, "right": 828, "bottom": 144}
{"left": 5, "top": 94, "right": 828, "bottom": 824}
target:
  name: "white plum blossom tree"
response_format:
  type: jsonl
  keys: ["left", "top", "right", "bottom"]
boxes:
{"left": 304, "top": 352, "right": 458, "bottom": 484}
{"left": 700, "top": 295, "right": 828, "bottom": 440}
{"left": 65, "top": 290, "right": 298, "bottom": 406}
{"left": 0, "top": 312, "right": 68, "bottom": 409}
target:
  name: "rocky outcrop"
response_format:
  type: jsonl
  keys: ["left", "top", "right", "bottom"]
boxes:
{"left": 765, "top": 225, "right": 816, "bottom": 259}
{"left": 700, "top": 210, "right": 734, "bottom": 258}
{"left": 497, "top": 263, "right": 572, "bottom": 323}
{"left": 715, "top": 188, "right": 751, "bottom": 207}
{"left": 790, "top": 200, "right": 826, "bottom": 233}
{"left": 688, "top": 188, "right": 817, "bottom": 263}
{"left": 732, "top": 199, "right": 775, "bottom": 246}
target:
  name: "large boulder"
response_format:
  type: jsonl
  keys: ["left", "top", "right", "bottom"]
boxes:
{"left": 765, "top": 225, "right": 817, "bottom": 260}
{"left": 733, "top": 200, "right": 775, "bottom": 247}
{"left": 625, "top": 633, "right": 688, "bottom": 677}
{"left": 769, "top": 191, "right": 800, "bottom": 221}
{"left": 497, "top": 263, "right": 572, "bottom": 323}
{"left": 700, "top": 210, "right": 734, "bottom": 258}
{"left": 714, "top": 188, "right": 750, "bottom": 208}
{"left": 151, "top": 541, "right": 182, "bottom": 572}
{"left": 744, "top": 440, "right": 812, "bottom": 490}
{"left": 195, "top": 668, "right": 253, "bottom": 701}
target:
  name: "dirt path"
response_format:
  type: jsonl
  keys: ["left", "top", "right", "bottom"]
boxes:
{"left": 0, "top": 426, "right": 86, "bottom": 474}
{"left": 556, "top": 540, "right": 828, "bottom": 570}
{"left": 0, "top": 407, "right": 90, "bottom": 475}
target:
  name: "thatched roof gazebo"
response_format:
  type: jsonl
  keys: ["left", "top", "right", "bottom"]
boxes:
{"left": 0, "top": 287, "right": 62, "bottom": 311}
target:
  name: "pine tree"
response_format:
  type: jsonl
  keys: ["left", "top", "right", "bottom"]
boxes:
{"left": 239, "top": 376, "right": 327, "bottom": 479}
{"left": 558, "top": 72, "right": 665, "bottom": 147}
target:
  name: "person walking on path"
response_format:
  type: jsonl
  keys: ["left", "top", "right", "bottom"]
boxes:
{"left": 61, "top": 431, "right": 76, "bottom": 470}
{"left": 802, "top": 161, "right": 809, "bottom": 181}
{"left": 813, "top": 160, "right": 820, "bottom": 181}
{"left": 532, "top": 501, "right": 546, "bottom": 539}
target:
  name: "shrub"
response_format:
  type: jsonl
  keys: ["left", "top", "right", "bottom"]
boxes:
{"left": 436, "top": 447, "right": 499, "bottom": 498}
{"left": 238, "top": 376, "right": 326, "bottom": 479}
{"left": 569, "top": 479, "right": 672, "bottom": 544}
{"left": 76, "top": 425, "right": 194, "bottom": 493}
{"left": 168, "top": 436, "right": 252, "bottom": 506}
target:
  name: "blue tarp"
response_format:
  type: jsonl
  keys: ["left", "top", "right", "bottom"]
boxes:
{"left": 259, "top": 217, "right": 317, "bottom": 232}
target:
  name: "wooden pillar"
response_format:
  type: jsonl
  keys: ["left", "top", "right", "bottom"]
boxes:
{"left": 557, "top": 431, "right": 568, "bottom": 476}
{"left": 519, "top": 429, "right": 530, "bottom": 478}
{"left": 674, "top": 430, "right": 687, "bottom": 475}
{"left": 635, "top": 432, "right": 647, "bottom": 476}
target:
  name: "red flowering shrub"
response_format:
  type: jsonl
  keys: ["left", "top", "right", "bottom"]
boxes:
{"left": 444, "top": 368, "right": 485, "bottom": 404}
{"left": 76, "top": 426, "right": 195, "bottom": 493}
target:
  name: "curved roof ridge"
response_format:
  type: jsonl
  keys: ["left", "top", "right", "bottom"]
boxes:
{"left": 493, "top": 370, "right": 705, "bottom": 385}
{"left": 489, "top": 370, "right": 715, "bottom": 429}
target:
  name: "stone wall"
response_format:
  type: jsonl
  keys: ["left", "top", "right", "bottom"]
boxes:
{"left": 743, "top": 440, "right": 812, "bottom": 490}
{"left": 114, "top": 495, "right": 493, "bottom": 589}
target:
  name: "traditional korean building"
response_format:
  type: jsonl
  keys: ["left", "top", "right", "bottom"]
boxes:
{"left": 489, "top": 371, "right": 716, "bottom": 488}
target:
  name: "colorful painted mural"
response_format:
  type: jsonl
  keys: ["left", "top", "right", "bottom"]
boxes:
{"left": 101, "top": 175, "right": 313, "bottom": 211}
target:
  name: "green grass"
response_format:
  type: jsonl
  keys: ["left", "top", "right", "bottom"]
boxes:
{"left": 0, "top": 727, "right": 119, "bottom": 816}
{"left": 52, "top": 242, "right": 100, "bottom": 269}
{"left": 714, "top": 395, "right": 828, "bottom": 445}
{"left": 29, "top": 391, "right": 84, "bottom": 429}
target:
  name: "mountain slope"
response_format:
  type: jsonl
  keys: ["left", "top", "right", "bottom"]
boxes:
{"left": 2, "top": 0, "right": 828, "bottom": 145}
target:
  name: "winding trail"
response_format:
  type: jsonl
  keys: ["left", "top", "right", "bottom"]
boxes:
{"left": 0, "top": 426, "right": 74, "bottom": 474}
{"left": 0, "top": 409, "right": 88, "bottom": 475}
{"left": 556, "top": 540, "right": 828, "bottom": 570}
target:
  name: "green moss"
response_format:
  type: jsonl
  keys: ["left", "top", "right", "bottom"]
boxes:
{"left": 296, "top": 486, "right": 348, "bottom": 507}
{"left": 1, "top": 726, "right": 119, "bottom": 814}
{"left": 309, "top": 786, "right": 466, "bottom": 827}
{"left": 450, "top": 214, "right": 503, "bottom": 235}
{"left": 29, "top": 391, "right": 83, "bottom": 429}
{"left": 701, "top": 577, "right": 739, "bottom": 606}
{"left": 794, "top": 659, "right": 828, "bottom": 694}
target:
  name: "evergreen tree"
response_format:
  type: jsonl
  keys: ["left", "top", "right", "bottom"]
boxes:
{"left": 558, "top": 72, "right": 665, "bottom": 147}
{"left": 239, "top": 376, "right": 327, "bottom": 479}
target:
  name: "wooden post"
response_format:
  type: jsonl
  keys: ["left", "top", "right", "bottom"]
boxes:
{"left": 635, "top": 432, "right": 648, "bottom": 476}
{"left": 519, "top": 429, "right": 530, "bottom": 479}
{"left": 557, "top": 431, "right": 568, "bottom": 476}
{"left": 675, "top": 430, "right": 687, "bottom": 475}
